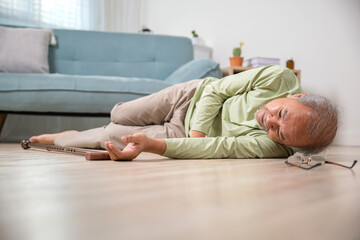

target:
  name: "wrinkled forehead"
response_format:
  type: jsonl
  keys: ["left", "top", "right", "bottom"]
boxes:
{"left": 268, "top": 97, "right": 315, "bottom": 114}
{"left": 284, "top": 108, "right": 315, "bottom": 147}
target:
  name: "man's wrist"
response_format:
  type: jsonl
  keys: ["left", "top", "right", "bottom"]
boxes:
{"left": 146, "top": 138, "right": 167, "bottom": 155}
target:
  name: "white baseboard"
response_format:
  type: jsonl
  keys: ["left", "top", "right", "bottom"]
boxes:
{"left": 333, "top": 130, "right": 360, "bottom": 146}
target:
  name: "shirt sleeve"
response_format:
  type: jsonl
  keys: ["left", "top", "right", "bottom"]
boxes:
{"left": 163, "top": 135, "right": 294, "bottom": 159}
{"left": 191, "top": 65, "right": 301, "bottom": 135}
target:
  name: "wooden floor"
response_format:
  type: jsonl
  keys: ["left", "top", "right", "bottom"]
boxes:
{"left": 0, "top": 143, "right": 359, "bottom": 240}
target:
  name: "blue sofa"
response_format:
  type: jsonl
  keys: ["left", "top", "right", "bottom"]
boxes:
{"left": 0, "top": 27, "right": 221, "bottom": 132}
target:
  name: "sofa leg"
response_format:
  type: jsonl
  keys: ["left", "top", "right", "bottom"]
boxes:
{"left": 0, "top": 113, "right": 7, "bottom": 135}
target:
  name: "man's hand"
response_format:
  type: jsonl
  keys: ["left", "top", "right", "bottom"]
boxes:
{"left": 190, "top": 130, "right": 206, "bottom": 138}
{"left": 105, "top": 133, "right": 166, "bottom": 161}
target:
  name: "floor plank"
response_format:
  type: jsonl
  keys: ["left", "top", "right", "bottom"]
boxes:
{"left": 0, "top": 143, "right": 359, "bottom": 240}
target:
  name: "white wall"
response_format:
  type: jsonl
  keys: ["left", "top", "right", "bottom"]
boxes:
{"left": 144, "top": 0, "right": 360, "bottom": 146}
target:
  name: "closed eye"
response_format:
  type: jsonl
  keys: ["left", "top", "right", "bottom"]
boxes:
{"left": 282, "top": 109, "right": 288, "bottom": 120}
{"left": 280, "top": 131, "right": 285, "bottom": 141}
{"left": 277, "top": 128, "right": 285, "bottom": 141}
{"left": 280, "top": 109, "right": 287, "bottom": 141}
{"left": 277, "top": 109, "right": 285, "bottom": 140}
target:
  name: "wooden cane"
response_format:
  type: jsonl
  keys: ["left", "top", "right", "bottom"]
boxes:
{"left": 20, "top": 140, "right": 111, "bottom": 160}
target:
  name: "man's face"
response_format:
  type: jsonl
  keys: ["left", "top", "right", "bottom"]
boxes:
{"left": 255, "top": 96, "right": 315, "bottom": 147}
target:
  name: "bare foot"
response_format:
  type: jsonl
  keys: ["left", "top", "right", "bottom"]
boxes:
{"left": 29, "top": 130, "right": 78, "bottom": 145}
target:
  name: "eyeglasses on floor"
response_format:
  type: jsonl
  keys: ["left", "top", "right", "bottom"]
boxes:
{"left": 285, "top": 152, "right": 357, "bottom": 170}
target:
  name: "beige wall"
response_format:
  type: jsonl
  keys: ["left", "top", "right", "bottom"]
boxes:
{"left": 144, "top": 0, "right": 360, "bottom": 146}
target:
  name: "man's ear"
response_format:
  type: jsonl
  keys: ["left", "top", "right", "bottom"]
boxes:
{"left": 290, "top": 93, "right": 308, "bottom": 98}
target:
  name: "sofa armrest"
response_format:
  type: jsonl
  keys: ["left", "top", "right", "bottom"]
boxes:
{"left": 165, "top": 59, "right": 221, "bottom": 85}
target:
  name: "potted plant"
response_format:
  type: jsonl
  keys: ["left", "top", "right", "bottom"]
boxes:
{"left": 229, "top": 41, "right": 244, "bottom": 66}
{"left": 191, "top": 30, "right": 199, "bottom": 45}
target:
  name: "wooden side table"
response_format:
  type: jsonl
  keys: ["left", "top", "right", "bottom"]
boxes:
{"left": 222, "top": 66, "right": 301, "bottom": 83}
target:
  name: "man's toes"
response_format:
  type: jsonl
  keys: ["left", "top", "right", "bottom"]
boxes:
{"left": 29, "top": 136, "right": 39, "bottom": 143}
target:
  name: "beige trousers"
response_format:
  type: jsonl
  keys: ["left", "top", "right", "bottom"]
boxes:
{"left": 54, "top": 79, "right": 201, "bottom": 149}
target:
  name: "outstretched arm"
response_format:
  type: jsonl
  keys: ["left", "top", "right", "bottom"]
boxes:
{"left": 106, "top": 133, "right": 292, "bottom": 160}
{"left": 105, "top": 133, "right": 166, "bottom": 161}
{"left": 163, "top": 135, "right": 293, "bottom": 159}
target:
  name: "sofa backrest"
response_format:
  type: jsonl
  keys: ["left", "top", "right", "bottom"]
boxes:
{"left": 49, "top": 29, "right": 194, "bottom": 80}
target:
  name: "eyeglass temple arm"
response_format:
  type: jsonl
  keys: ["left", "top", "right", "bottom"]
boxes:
{"left": 325, "top": 160, "right": 357, "bottom": 169}
{"left": 285, "top": 160, "right": 322, "bottom": 170}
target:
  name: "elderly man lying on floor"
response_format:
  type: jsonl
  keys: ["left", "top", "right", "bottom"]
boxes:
{"left": 30, "top": 65, "right": 338, "bottom": 160}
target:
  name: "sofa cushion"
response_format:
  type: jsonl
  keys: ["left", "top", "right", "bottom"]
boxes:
{"left": 0, "top": 26, "right": 56, "bottom": 74}
{"left": 48, "top": 29, "right": 193, "bottom": 80}
{"left": 165, "top": 59, "right": 221, "bottom": 85}
{"left": 0, "top": 73, "right": 172, "bottom": 113}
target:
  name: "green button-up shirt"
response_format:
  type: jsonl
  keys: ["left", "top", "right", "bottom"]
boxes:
{"left": 163, "top": 65, "right": 303, "bottom": 159}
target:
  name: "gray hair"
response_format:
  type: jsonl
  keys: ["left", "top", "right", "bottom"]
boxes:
{"left": 290, "top": 95, "right": 338, "bottom": 156}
